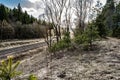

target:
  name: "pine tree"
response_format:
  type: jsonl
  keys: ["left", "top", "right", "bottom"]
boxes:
{"left": 0, "top": 4, "right": 7, "bottom": 21}
{"left": 95, "top": 14, "right": 107, "bottom": 37}
{"left": 85, "top": 21, "right": 99, "bottom": 47}
{"left": 22, "top": 11, "right": 30, "bottom": 24}
{"left": 13, "top": 8, "right": 17, "bottom": 17}
{"left": 17, "top": 3, "right": 22, "bottom": 21}
{"left": 112, "top": 3, "right": 120, "bottom": 38}
{"left": 103, "top": 0, "right": 115, "bottom": 29}
{"left": 30, "top": 15, "right": 34, "bottom": 23}
{"left": 0, "top": 56, "right": 21, "bottom": 80}
{"left": 94, "top": 0, "right": 115, "bottom": 37}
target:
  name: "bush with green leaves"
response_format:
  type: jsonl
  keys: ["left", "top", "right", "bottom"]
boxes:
{"left": 0, "top": 56, "right": 21, "bottom": 80}
{"left": 84, "top": 23, "right": 99, "bottom": 45}
{"left": 49, "top": 32, "right": 71, "bottom": 52}
{"left": 74, "top": 22, "right": 99, "bottom": 50}
{"left": 74, "top": 33, "right": 90, "bottom": 50}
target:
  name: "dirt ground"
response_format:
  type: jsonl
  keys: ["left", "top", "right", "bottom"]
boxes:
{"left": 16, "top": 38, "right": 120, "bottom": 80}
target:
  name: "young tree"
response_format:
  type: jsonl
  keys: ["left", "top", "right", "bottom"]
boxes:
{"left": 74, "top": 21, "right": 99, "bottom": 50}
{"left": 0, "top": 56, "right": 21, "bottom": 80}
{"left": 85, "top": 21, "right": 99, "bottom": 48}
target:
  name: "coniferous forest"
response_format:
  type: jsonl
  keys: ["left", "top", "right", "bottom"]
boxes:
{"left": 0, "top": 3, "right": 48, "bottom": 39}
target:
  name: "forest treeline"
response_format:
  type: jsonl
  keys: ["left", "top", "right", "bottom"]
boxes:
{"left": 0, "top": 3, "right": 48, "bottom": 39}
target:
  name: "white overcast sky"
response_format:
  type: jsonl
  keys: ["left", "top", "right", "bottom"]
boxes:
{"left": 20, "top": 0, "right": 107, "bottom": 18}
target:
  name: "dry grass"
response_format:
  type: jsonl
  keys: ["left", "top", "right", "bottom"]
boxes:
{"left": 14, "top": 38, "right": 120, "bottom": 80}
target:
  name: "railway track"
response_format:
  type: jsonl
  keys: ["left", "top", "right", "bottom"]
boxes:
{"left": 0, "top": 42, "right": 47, "bottom": 59}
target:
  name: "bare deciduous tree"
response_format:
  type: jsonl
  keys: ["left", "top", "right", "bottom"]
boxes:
{"left": 42, "top": 0, "right": 68, "bottom": 43}
{"left": 73, "top": 0, "right": 93, "bottom": 32}
{"left": 63, "top": 0, "right": 74, "bottom": 33}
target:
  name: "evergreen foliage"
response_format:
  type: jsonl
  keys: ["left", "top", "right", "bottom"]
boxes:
{"left": 74, "top": 22, "right": 99, "bottom": 50}
{"left": 94, "top": 0, "right": 115, "bottom": 37}
{"left": 103, "top": 0, "right": 115, "bottom": 29}
{"left": 0, "top": 3, "right": 36, "bottom": 24}
{"left": 0, "top": 56, "right": 38, "bottom": 80}
{"left": 95, "top": 14, "right": 107, "bottom": 37}
{"left": 112, "top": 3, "right": 120, "bottom": 38}
{"left": 0, "top": 4, "right": 7, "bottom": 21}
{"left": 0, "top": 56, "right": 21, "bottom": 80}
{"left": 49, "top": 32, "right": 71, "bottom": 52}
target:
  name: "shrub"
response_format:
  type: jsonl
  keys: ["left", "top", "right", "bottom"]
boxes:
{"left": 112, "top": 26, "right": 120, "bottom": 38}
{"left": 49, "top": 32, "right": 71, "bottom": 52}
{"left": 74, "top": 22, "right": 99, "bottom": 50}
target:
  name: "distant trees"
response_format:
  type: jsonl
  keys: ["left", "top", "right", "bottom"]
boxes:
{"left": 0, "top": 3, "right": 36, "bottom": 24}
{"left": 0, "top": 20, "right": 46, "bottom": 40}
{"left": 17, "top": 3, "right": 22, "bottom": 21}
{"left": 15, "top": 3, "right": 36, "bottom": 24}
{"left": 14, "top": 22, "right": 44, "bottom": 39}
{"left": 0, "top": 4, "right": 49, "bottom": 40}
{"left": 22, "top": 11, "right": 30, "bottom": 24}
{"left": 0, "top": 4, "right": 7, "bottom": 21}
{"left": 0, "top": 20, "right": 15, "bottom": 39}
